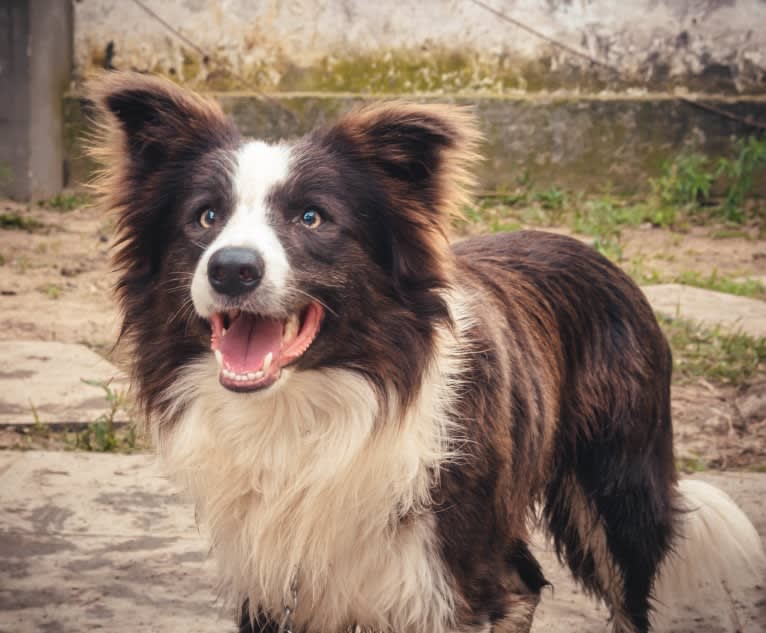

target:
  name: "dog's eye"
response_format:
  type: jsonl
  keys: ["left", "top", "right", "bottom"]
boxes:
{"left": 198, "top": 208, "right": 217, "bottom": 229}
{"left": 300, "top": 208, "right": 322, "bottom": 229}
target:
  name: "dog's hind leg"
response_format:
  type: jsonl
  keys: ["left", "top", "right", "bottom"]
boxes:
{"left": 544, "top": 431, "right": 677, "bottom": 633}
{"left": 490, "top": 541, "right": 546, "bottom": 633}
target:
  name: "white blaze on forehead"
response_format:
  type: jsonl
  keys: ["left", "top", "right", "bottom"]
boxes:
{"left": 234, "top": 141, "right": 292, "bottom": 210}
{"left": 191, "top": 140, "right": 294, "bottom": 318}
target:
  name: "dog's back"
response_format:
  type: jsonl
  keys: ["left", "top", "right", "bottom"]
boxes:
{"left": 446, "top": 230, "right": 761, "bottom": 632}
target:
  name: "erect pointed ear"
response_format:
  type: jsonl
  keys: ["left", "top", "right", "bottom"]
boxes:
{"left": 87, "top": 71, "right": 239, "bottom": 173}
{"left": 332, "top": 102, "right": 481, "bottom": 221}
{"left": 87, "top": 73, "right": 240, "bottom": 292}
{"left": 330, "top": 102, "right": 481, "bottom": 308}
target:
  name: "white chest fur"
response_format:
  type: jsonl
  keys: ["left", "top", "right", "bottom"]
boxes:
{"left": 158, "top": 356, "right": 461, "bottom": 633}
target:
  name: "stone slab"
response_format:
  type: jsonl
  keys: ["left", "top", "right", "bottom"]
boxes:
{"left": 0, "top": 341, "right": 128, "bottom": 427}
{"left": 0, "top": 451, "right": 229, "bottom": 633}
{"left": 1, "top": 451, "right": 764, "bottom": 633}
{"left": 642, "top": 283, "right": 766, "bottom": 338}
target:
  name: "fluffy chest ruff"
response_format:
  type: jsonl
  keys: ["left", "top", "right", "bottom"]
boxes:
{"left": 158, "top": 341, "right": 464, "bottom": 633}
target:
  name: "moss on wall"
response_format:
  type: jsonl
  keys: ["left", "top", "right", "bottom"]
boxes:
{"left": 65, "top": 91, "right": 766, "bottom": 194}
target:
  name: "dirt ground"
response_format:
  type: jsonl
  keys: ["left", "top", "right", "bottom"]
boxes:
{"left": 1, "top": 197, "right": 765, "bottom": 469}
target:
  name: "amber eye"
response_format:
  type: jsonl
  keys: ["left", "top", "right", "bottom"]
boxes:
{"left": 199, "top": 208, "right": 217, "bottom": 229}
{"left": 300, "top": 208, "right": 323, "bottom": 229}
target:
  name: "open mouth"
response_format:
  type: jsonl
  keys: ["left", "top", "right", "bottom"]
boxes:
{"left": 210, "top": 302, "right": 324, "bottom": 392}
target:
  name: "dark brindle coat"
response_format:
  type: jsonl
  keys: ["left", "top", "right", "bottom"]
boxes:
{"left": 89, "top": 73, "right": 764, "bottom": 633}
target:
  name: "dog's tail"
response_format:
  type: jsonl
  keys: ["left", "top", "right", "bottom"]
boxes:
{"left": 654, "top": 479, "right": 765, "bottom": 604}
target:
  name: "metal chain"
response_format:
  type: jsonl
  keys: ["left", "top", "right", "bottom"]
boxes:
{"left": 277, "top": 574, "right": 299, "bottom": 633}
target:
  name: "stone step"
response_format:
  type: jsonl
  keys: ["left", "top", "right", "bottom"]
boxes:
{"left": 0, "top": 341, "right": 128, "bottom": 427}
{"left": 642, "top": 283, "right": 766, "bottom": 338}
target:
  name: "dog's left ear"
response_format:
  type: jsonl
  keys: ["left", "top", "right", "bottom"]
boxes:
{"left": 331, "top": 103, "right": 481, "bottom": 304}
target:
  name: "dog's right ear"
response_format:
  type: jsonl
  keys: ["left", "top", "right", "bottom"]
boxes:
{"left": 88, "top": 71, "right": 238, "bottom": 173}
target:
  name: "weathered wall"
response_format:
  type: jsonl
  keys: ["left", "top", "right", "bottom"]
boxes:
{"left": 75, "top": 0, "right": 766, "bottom": 94}
{"left": 0, "top": 0, "right": 73, "bottom": 201}
{"left": 64, "top": 92, "right": 766, "bottom": 193}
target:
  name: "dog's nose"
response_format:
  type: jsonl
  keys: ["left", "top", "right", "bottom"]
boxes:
{"left": 207, "top": 247, "right": 265, "bottom": 296}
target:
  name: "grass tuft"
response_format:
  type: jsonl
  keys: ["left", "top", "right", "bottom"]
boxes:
{"left": 658, "top": 314, "right": 766, "bottom": 384}
{"left": 0, "top": 212, "right": 44, "bottom": 232}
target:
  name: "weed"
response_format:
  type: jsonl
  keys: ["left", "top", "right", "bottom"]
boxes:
{"left": 676, "top": 455, "right": 708, "bottom": 474}
{"left": 29, "top": 401, "right": 49, "bottom": 438}
{"left": 74, "top": 379, "right": 136, "bottom": 452}
{"left": 674, "top": 270, "right": 765, "bottom": 299}
{"left": 716, "top": 137, "right": 766, "bottom": 223}
{"left": 570, "top": 197, "right": 645, "bottom": 261}
{"left": 0, "top": 213, "right": 44, "bottom": 232}
{"left": 37, "top": 283, "right": 62, "bottom": 299}
{"left": 658, "top": 314, "right": 766, "bottom": 384}
{"left": 650, "top": 138, "right": 766, "bottom": 225}
{"left": 652, "top": 154, "right": 714, "bottom": 208}
{"left": 40, "top": 192, "right": 91, "bottom": 212}
{"left": 709, "top": 227, "right": 751, "bottom": 240}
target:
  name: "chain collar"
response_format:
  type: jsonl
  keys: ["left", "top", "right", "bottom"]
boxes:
{"left": 277, "top": 574, "right": 299, "bottom": 633}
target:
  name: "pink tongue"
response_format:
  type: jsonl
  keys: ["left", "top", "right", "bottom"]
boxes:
{"left": 219, "top": 314, "right": 282, "bottom": 374}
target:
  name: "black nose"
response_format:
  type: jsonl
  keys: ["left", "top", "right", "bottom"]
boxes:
{"left": 207, "top": 247, "right": 265, "bottom": 297}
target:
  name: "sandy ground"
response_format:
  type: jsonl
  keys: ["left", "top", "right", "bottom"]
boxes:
{"left": 1, "top": 451, "right": 764, "bottom": 633}
{"left": 1, "top": 197, "right": 766, "bottom": 469}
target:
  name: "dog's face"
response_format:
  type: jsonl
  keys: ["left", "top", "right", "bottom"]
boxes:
{"left": 91, "top": 74, "right": 477, "bottom": 421}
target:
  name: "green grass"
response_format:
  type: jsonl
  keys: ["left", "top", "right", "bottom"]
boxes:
{"left": 676, "top": 455, "right": 708, "bottom": 474}
{"left": 658, "top": 314, "right": 766, "bottom": 384}
{"left": 0, "top": 212, "right": 44, "bottom": 232}
{"left": 37, "top": 283, "right": 62, "bottom": 299}
{"left": 74, "top": 379, "right": 138, "bottom": 452}
{"left": 650, "top": 137, "right": 766, "bottom": 224}
{"left": 459, "top": 136, "right": 766, "bottom": 245}
{"left": 39, "top": 192, "right": 91, "bottom": 212}
{"left": 673, "top": 270, "right": 765, "bottom": 299}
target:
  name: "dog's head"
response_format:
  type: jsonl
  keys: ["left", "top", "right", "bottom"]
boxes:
{"left": 90, "top": 73, "right": 479, "bottom": 423}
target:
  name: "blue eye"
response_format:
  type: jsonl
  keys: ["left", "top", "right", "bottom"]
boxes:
{"left": 199, "top": 208, "right": 217, "bottom": 229}
{"left": 300, "top": 208, "right": 322, "bottom": 229}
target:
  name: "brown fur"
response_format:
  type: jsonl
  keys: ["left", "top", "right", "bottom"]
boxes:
{"left": 87, "top": 73, "right": 762, "bottom": 633}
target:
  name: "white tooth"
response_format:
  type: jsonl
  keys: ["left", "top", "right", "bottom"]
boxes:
{"left": 254, "top": 370, "right": 264, "bottom": 379}
{"left": 283, "top": 315, "right": 299, "bottom": 343}
{"left": 214, "top": 350, "right": 223, "bottom": 367}
{"left": 262, "top": 352, "right": 273, "bottom": 372}
{"left": 223, "top": 369, "right": 234, "bottom": 378}
{"left": 222, "top": 328, "right": 227, "bottom": 335}
{"left": 236, "top": 374, "right": 246, "bottom": 382}
{"left": 246, "top": 372, "right": 256, "bottom": 380}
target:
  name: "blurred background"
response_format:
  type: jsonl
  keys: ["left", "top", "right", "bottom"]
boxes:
{"left": 0, "top": 2, "right": 764, "bottom": 632}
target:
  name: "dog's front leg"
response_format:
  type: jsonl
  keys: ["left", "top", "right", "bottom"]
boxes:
{"left": 491, "top": 592, "right": 541, "bottom": 633}
{"left": 237, "top": 600, "right": 281, "bottom": 633}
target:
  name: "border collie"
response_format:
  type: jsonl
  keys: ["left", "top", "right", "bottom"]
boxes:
{"left": 90, "top": 72, "right": 764, "bottom": 633}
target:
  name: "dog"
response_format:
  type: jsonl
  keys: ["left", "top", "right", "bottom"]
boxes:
{"left": 90, "top": 72, "right": 764, "bottom": 633}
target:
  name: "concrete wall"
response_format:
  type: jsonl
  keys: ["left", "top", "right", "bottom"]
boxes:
{"left": 74, "top": 0, "right": 766, "bottom": 94}
{"left": 64, "top": 92, "right": 766, "bottom": 194}
{"left": 0, "top": 1, "right": 73, "bottom": 201}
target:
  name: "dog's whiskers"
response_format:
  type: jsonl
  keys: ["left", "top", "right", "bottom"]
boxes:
{"left": 291, "top": 289, "right": 338, "bottom": 317}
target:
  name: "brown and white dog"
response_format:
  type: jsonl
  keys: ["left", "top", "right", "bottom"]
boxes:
{"left": 90, "top": 73, "right": 764, "bottom": 633}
